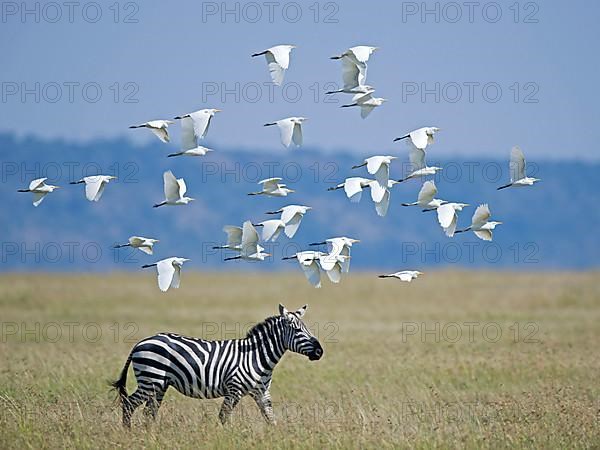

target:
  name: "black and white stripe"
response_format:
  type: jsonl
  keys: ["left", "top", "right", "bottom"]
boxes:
{"left": 112, "top": 304, "right": 323, "bottom": 426}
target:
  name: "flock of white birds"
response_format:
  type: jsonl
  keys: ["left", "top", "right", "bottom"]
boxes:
{"left": 17, "top": 45, "right": 540, "bottom": 291}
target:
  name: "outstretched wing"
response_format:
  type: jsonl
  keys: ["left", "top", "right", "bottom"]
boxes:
{"left": 84, "top": 177, "right": 104, "bottom": 202}
{"left": 29, "top": 178, "right": 47, "bottom": 191}
{"left": 510, "top": 146, "right": 526, "bottom": 182}
{"left": 299, "top": 259, "right": 321, "bottom": 288}
{"left": 189, "top": 110, "right": 212, "bottom": 139}
{"left": 157, "top": 259, "right": 176, "bottom": 292}
{"left": 375, "top": 189, "right": 390, "bottom": 217}
{"left": 177, "top": 178, "right": 187, "bottom": 197}
{"left": 472, "top": 204, "right": 491, "bottom": 227}
{"left": 437, "top": 204, "right": 457, "bottom": 237}
{"left": 223, "top": 225, "right": 243, "bottom": 247}
{"left": 260, "top": 177, "right": 282, "bottom": 192}
{"left": 277, "top": 119, "right": 295, "bottom": 148}
{"left": 181, "top": 116, "right": 197, "bottom": 150}
{"left": 283, "top": 213, "right": 302, "bottom": 238}
{"left": 32, "top": 192, "right": 47, "bottom": 207}
{"left": 150, "top": 126, "right": 169, "bottom": 143}
{"left": 417, "top": 180, "right": 437, "bottom": 205}
{"left": 344, "top": 177, "right": 365, "bottom": 203}
{"left": 341, "top": 58, "right": 362, "bottom": 90}
{"left": 241, "top": 221, "right": 260, "bottom": 252}
{"left": 266, "top": 47, "right": 290, "bottom": 86}
{"left": 474, "top": 229, "right": 493, "bottom": 241}
{"left": 163, "top": 171, "right": 179, "bottom": 202}
{"left": 292, "top": 122, "right": 303, "bottom": 146}
{"left": 408, "top": 147, "right": 426, "bottom": 172}
{"left": 409, "top": 128, "right": 428, "bottom": 150}
{"left": 260, "top": 220, "right": 284, "bottom": 242}
{"left": 325, "top": 264, "right": 342, "bottom": 284}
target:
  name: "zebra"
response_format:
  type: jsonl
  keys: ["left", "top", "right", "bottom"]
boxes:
{"left": 111, "top": 304, "right": 323, "bottom": 427}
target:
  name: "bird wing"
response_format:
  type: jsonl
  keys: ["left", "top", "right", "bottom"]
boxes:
{"left": 129, "top": 236, "right": 145, "bottom": 246}
{"left": 280, "top": 205, "right": 300, "bottom": 224}
{"left": 177, "top": 177, "right": 187, "bottom": 197}
{"left": 181, "top": 116, "right": 197, "bottom": 150}
{"left": 375, "top": 189, "right": 390, "bottom": 217}
{"left": 292, "top": 122, "right": 303, "bottom": 146}
{"left": 29, "top": 178, "right": 47, "bottom": 191}
{"left": 437, "top": 204, "right": 457, "bottom": 237}
{"left": 360, "top": 104, "right": 376, "bottom": 119}
{"left": 189, "top": 110, "right": 212, "bottom": 139}
{"left": 398, "top": 272, "right": 414, "bottom": 282}
{"left": 171, "top": 264, "right": 182, "bottom": 289}
{"left": 409, "top": 128, "right": 428, "bottom": 149}
{"left": 510, "top": 146, "right": 526, "bottom": 182}
{"left": 32, "top": 192, "right": 47, "bottom": 207}
{"left": 277, "top": 119, "right": 295, "bottom": 147}
{"left": 283, "top": 213, "right": 302, "bottom": 238}
{"left": 260, "top": 220, "right": 284, "bottom": 242}
{"left": 409, "top": 147, "right": 426, "bottom": 171}
{"left": 223, "top": 225, "right": 243, "bottom": 246}
{"left": 84, "top": 177, "right": 104, "bottom": 202}
{"left": 241, "top": 221, "right": 260, "bottom": 252}
{"left": 157, "top": 259, "right": 176, "bottom": 292}
{"left": 341, "top": 58, "right": 361, "bottom": 89}
{"left": 349, "top": 46, "right": 374, "bottom": 64}
{"left": 259, "top": 177, "right": 283, "bottom": 192}
{"left": 265, "top": 49, "right": 289, "bottom": 86}
{"left": 138, "top": 246, "right": 154, "bottom": 255}
{"left": 417, "top": 180, "right": 437, "bottom": 204}
{"left": 368, "top": 159, "right": 389, "bottom": 203}
{"left": 150, "top": 127, "right": 170, "bottom": 143}
{"left": 344, "top": 177, "right": 366, "bottom": 202}
{"left": 325, "top": 264, "right": 342, "bottom": 284}
{"left": 299, "top": 259, "right": 322, "bottom": 288}
{"left": 339, "top": 248, "right": 351, "bottom": 273}
{"left": 474, "top": 229, "right": 493, "bottom": 241}
{"left": 163, "top": 171, "right": 179, "bottom": 202}
{"left": 472, "top": 204, "right": 491, "bottom": 227}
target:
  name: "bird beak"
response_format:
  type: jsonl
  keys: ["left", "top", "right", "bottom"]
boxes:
{"left": 264, "top": 253, "right": 272, "bottom": 257}
{"left": 214, "top": 109, "right": 222, "bottom": 113}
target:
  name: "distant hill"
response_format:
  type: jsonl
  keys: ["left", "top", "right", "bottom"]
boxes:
{"left": 1, "top": 133, "right": 598, "bottom": 271}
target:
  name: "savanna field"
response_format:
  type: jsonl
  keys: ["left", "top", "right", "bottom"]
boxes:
{"left": 0, "top": 271, "right": 598, "bottom": 449}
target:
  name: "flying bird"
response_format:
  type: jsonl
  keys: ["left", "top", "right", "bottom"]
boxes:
{"left": 393, "top": 127, "right": 440, "bottom": 151}
{"left": 174, "top": 109, "right": 221, "bottom": 148}
{"left": 329, "top": 46, "right": 378, "bottom": 92}
{"left": 224, "top": 221, "right": 270, "bottom": 261}
{"left": 282, "top": 251, "right": 327, "bottom": 288}
{"left": 70, "top": 175, "right": 116, "bottom": 202}
{"left": 18, "top": 178, "right": 60, "bottom": 207}
{"left": 396, "top": 147, "right": 443, "bottom": 182}
{"left": 265, "top": 205, "right": 311, "bottom": 238}
{"left": 378, "top": 271, "right": 422, "bottom": 282}
{"left": 341, "top": 90, "right": 386, "bottom": 118}
{"left": 327, "top": 177, "right": 375, "bottom": 203}
{"left": 153, "top": 170, "right": 194, "bottom": 207}
{"left": 401, "top": 180, "right": 446, "bottom": 210}
{"left": 436, "top": 203, "right": 469, "bottom": 237}
{"left": 129, "top": 120, "right": 174, "bottom": 143}
{"left": 352, "top": 155, "right": 397, "bottom": 202}
{"left": 248, "top": 178, "right": 294, "bottom": 197}
{"left": 455, "top": 204, "right": 502, "bottom": 241}
{"left": 142, "top": 257, "right": 190, "bottom": 292}
{"left": 167, "top": 146, "right": 213, "bottom": 158}
{"left": 114, "top": 236, "right": 159, "bottom": 255}
{"left": 252, "top": 44, "right": 296, "bottom": 86}
{"left": 264, "top": 117, "right": 307, "bottom": 148}
{"left": 497, "top": 146, "right": 540, "bottom": 190}
{"left": 309, "top": 237, "right": 359, "bottom": 273}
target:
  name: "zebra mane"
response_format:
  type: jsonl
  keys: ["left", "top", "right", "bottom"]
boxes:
{"left": 245, "top": 315, "right": 283, "bottom": 338}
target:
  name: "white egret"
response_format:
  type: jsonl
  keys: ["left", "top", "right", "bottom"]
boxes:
{"left": 251, "top": 45, "right": 296, "bottom": 86}
{"left": 498, "top": 146, "right": 540, "bottom": 190}
{"left": 282, "top": 251, "right": 327, "bottom": 288}
{"left": 18, "top": 178, "right": 60, "bottom": 207}
{"left": 212, "top": 225, "right": 243, "bottom": 250}
{"left": 330, "top": 46, "right": 378, "bottom": 91}
{"left": 224, "top": 221, "right": 270, "bottom": 261}
{"left": 323, "top": 254, "right": 351, "bottom": 284}
{"left": 265, "top": 205, "right": 311, "bottom": 238}
{"left": 174, "top": 109, "right": 221, "bottom": 147}
{"left": 114, "top": 236, "right": 159, "bottom": 255}
{"left": 436, "top": 202, "right": 469, "bottom": 237}
{"left": 455, "top": 204, "right": 502, "bottom": 241}
{"left": 327, "top": 177, "right": 374, "bottom": 203}
{"left": 341, "top": 91, "right": 386, "bottom": 118}
{"left": 153, "top": 170, "right": 194, "bottom": 207}
{"left": 309, "top": 237, "right": 359, "bottom": 273}
{"left": 396, "top": 147, "right": 443, "bottom": 182}
{"left": 142, "top": 257, "right": 189, "bottom": 292}
{"left": 70, "top": 175, "right": 116, "bottom": 202}
{"left": 264, "top": 117, "right": 306, "bottom": 148}
{"left": 254, "top": 219, "right": 286, "bottom": 242}
{"left": 401, "top": 180, "right": 446, "bottom": 210}
{"left": 129, "top": 120, "right": 174, "bottom": 143}
{"left": 248, "top": 178, "right": 294, "bottom": 197}
{"left": 168, "top": 146, "right": 213, "bottom": 158}
{"left": 393, "top": 127, "right": 440, "bottom": 151}
{"left": 352, "top": 155, "right": 397, "bottom": 202}
{"left": 378, "top": 271, "right": 422, "bottom": 282}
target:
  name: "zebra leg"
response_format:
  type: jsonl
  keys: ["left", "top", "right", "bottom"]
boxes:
{"left": 143, "top": 385, "right": 167, "bottom": 423}
{"left": 123, "top": 384, "right": 153, "bottom": 428}
{"left": 251, "top": 390, "right": 276, "bottom": 425}
{"left": 218, "top": 392, "right": 242, "bottom": 425}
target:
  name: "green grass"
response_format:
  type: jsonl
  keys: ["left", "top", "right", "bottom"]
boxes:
{"left": 0, "top": 271, "right": 598, "bottom": 449}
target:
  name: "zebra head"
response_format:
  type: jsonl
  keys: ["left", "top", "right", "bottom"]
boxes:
{"left": 278, "top": 304, "right": 323, "bottom": 361}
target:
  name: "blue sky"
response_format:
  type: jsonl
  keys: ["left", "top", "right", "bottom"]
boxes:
{"left": 1, "top": 0, "right": 599, "bottom": 160}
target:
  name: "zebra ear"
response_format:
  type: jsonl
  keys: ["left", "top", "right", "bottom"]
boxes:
{"left": 279, "top": 303, "right": 288, "bottom": 316}
{"left": 295, "top": 305, "right": 308, "bottom": 318}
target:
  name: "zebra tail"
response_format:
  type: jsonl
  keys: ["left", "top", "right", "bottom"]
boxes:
{"left": 110, "top": 352, "right": 133, "bottom": 405}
